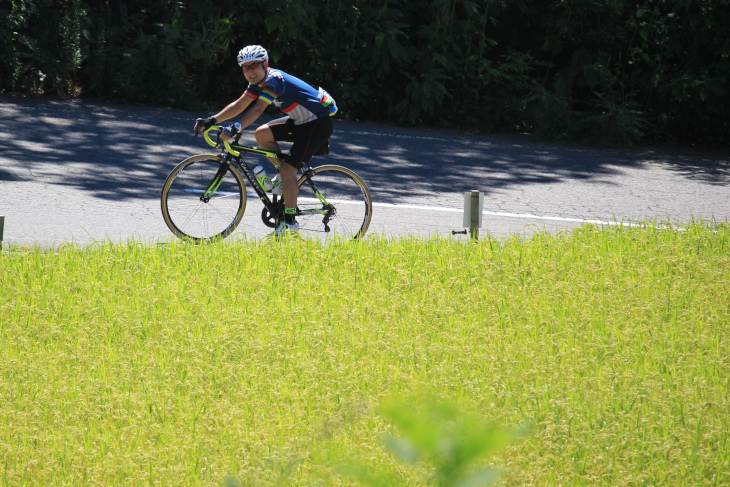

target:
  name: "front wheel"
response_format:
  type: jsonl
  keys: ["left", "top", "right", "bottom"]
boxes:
{"left": 161, "top": 155, "right": 247, "bottom": 243}
{"left": 296, "top": 165, "right": 373, "bottom": 240}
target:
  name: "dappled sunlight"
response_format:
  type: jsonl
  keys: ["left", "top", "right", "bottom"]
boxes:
{"left": 1, "top": 94, "right": 728, "bottom": 247}
{"left": 0, "top": 95, "right": 205, "bottom": 201}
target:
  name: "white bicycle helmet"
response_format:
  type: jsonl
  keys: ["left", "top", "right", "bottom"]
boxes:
{"left": 237, "top": 45, "right": 268, "bottom": 66}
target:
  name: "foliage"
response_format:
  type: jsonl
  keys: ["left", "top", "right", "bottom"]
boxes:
{"left": 1, "top": 0, "right": 729, "bottom": 145}
{"left": 530, "top": 0, "right": 730, "bottom": 144}
{"left": 0, "top": 0, "right": 89, "bottom": 95}
{"left": 77, "top": 0, "right": 237, "bottom": 109}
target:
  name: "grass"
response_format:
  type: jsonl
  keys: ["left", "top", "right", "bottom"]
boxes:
{"left": 1, "top": 223, "right": 728, "bottom": 486}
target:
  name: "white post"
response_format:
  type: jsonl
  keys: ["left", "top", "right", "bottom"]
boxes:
{"left": 469, "top": 190, "right": 479, "bottom": 240}
{"left": 463, "top": 191, "right": 483, "bottom": 241}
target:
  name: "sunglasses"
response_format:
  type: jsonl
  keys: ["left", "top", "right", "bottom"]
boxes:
{"left": 242, "top": 62, "right": 264, "bottom": 72}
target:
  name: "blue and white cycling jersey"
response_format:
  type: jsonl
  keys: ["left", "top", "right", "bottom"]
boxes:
{"left": 244, "top": 68, "right": 337, "bottom": 125}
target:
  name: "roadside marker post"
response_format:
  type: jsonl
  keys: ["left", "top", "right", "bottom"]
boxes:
{"left": 462, "top": 191, "right": 483, "bottom": 240}
{"left": 0, "top": 216, "right": 4, "bottom": 250}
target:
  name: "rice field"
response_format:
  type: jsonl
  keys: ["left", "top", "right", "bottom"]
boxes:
{"left": 1, "top": 223, "right": 728, "bottom": 486}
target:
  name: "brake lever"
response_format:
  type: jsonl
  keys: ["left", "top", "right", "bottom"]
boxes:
{"left": 193, "top": 117, "right": 207, "bottom": 138}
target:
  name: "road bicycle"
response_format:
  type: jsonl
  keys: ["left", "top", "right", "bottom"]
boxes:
{"left": 161, "top": 124, "right": 373, "bottom": 243}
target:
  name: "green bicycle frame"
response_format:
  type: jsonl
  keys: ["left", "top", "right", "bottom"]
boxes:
{"left": 201, "top": 125, "right": 333, "bottom": 216}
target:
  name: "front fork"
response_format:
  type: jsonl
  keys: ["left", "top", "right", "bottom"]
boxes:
{"left": 201, "top": 159, "right": 232, "bottom": 203}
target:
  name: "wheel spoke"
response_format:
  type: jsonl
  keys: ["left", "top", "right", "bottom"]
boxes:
{"left": 161, "top": 157, "right": 247, "bottom": 243}
{"left": 296, "top": 166, "right": 372, "bottom": 240}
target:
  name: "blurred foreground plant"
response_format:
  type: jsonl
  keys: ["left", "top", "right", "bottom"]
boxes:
{"left": 341, "top": 396, "right": 528, "bottom": 487}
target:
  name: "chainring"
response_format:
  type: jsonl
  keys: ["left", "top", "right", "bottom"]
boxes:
{"left": 261, "top": 206, "right": 278, "bottom": 228}
{"left": 261, "top": 197, "right": 286, "bottom": 228}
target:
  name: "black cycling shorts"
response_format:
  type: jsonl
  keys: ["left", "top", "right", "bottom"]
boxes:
{"left": 266, "top": 116, "right": 333, "bottom": 169}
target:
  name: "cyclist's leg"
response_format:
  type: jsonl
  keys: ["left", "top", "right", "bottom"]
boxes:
{"left": 285, "top": 117, "right": 333, "bottom": 169}
{"left": 254, "top": 117, "right": 290, "bottom": 169}
{"left": 282, "top": 117, "right": 333, "bottom": 221}
{"left": 259, "top": 116, "right": 333, "bottom": 214}
{"left": 256, "top": 118, "right": 300, "bottom": 221}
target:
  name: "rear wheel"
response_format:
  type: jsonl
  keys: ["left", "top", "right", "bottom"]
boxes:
{"left": 295, "top": 165, "right": 372, "bottom": 240}
{"left": 161, "top": 155, "right": 247, "bottom": 243}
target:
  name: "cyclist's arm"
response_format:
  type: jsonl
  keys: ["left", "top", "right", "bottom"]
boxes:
{"left": 217, "top": 98, "right": 268, "bottom": 141}
{"left": 234, "top": 98, "right": 268, "bottom": 130}
{"left": 212, "top": 92, "right": 255, "bottom": 123}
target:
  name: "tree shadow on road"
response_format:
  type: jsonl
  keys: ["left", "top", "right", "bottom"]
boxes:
{"left": 1, "top": 95, "right": 728, "bottom": 206}
{"left": 0, "top": 95, "right": 202, "bottom": 201}
{"left": 331, "top": 122, "right": 730, "bottom": 205}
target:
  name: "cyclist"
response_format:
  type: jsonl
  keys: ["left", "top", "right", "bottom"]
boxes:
{"left": 194, "top": 44, "right": 338, "bottom": 237}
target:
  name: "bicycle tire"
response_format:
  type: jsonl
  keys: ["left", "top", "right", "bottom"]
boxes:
{"left": 295, "top": 165, "right": 373, "bottom": 240}
{"left": 161, "top": 155, "right": 247, "bottom": 243}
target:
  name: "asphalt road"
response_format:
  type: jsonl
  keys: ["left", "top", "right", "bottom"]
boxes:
{"left": 1, "top": 93, "right": 728, "bottom": 248}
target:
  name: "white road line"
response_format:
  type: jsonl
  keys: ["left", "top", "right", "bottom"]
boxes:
{"left": 245, "top": 195, "right": 629, "bottom": 227}
{"left": 335, "top": 129, "right": 454, "bottom": 143}
{"left": 371, "top": 201, "right": 631, "bottom": 226}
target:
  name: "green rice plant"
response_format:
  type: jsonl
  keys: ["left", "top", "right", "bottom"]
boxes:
{"left": 337, "top": 395, "right": 526, "bottom": 487}
{"left": 0, "top": 222, "right": 728, "bottom": 486}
